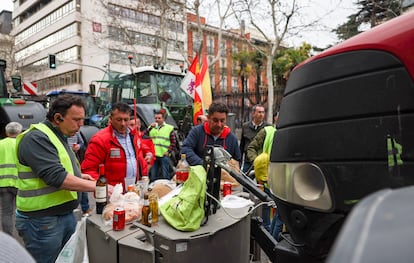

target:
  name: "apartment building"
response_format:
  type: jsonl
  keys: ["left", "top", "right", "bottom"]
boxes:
{"left": 187, "top": 13, "right": 269, "bottom": 122}
{"left": 11, "top": 0, "right": 186, "bottom": 94}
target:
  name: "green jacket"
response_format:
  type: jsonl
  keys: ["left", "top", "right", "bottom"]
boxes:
{"left": 247, "top": 126, "right": 276, "bottom": 163}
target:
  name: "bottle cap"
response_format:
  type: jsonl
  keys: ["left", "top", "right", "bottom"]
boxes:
{"left": 99, "top": 164, "right": 105, "bottom": 175}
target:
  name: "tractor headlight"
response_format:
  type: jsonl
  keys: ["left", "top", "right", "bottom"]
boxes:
{"left": 268, "top": 162, "right": 332, "bottom": 211}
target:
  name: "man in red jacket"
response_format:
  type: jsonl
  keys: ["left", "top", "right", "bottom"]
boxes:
{"left": 81, "top": 103, "right": 147, "bottom": 191}
{"left": 128, "top": 116, "right": 155, "bottom": 176}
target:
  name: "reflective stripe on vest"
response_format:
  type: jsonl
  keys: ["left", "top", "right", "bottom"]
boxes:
{"left": 0, "top": 137, "right": 18, "bottom": 188}
{"left": 149, "top": 124, "right": 174, "bottom": 157}
{"left": 16, "top": 123, "right": 77, "bottom": 212}
{"left": 263, "top": 126, "right": 276, "bottom": 155}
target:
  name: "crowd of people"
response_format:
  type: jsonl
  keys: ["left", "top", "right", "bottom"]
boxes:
{"left": 0, "top": 94, "right": 280, "bottom": 262}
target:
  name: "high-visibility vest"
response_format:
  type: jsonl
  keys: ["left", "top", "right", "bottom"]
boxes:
{"left": 0, "top": 137, "right": 18, "bottom": 188}
{"left": 149, "top": 124, "right": 174, "bottom": 157}
{"left": 16, "top": 123, "right": 77, "bottom": 212}
{"left": 263, "top": 126, "right": 276, "bottom": 155}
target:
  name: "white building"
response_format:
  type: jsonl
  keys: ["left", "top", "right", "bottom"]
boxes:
{"left": 11, "top": 0, "right": 187, "bottom": 94}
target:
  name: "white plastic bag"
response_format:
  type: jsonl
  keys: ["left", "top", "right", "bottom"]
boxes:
{"left": 101, "top": 183, "right": 142, "bottom": 225}
{"left": 221, "top": 195, "right": 254, "bottom": 209}
{"left": 55, "top": 217, "right": 88, "bottom": 263}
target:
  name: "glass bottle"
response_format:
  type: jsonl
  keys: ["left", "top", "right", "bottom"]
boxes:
{"left": 176, "top": 153, "right": 190, "bottom": 184}
{"left": 149, "top": 192, "right": 159, "bottom": 224}
{"left": 95, "top": 164, "right": 108, "bottom": 214}
{"left": 141, "top": 193, "right": 151, "bottom": 226}
{"left": 141, "top": 175, "right": 149, "bottom": 193}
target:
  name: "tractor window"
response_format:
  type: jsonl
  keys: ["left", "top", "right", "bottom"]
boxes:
{"left": 112, "top": 70, "right": 189, "bottom": 106}
{"left": 151, "top": 73, "right": 189, "bottom": 105}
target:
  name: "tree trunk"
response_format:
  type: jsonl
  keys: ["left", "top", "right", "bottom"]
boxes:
{"left": 266, "top": 54, "right": 274, "bottom": 124}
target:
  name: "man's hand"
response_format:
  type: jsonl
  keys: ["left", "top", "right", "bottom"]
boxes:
{"left": 72, "top": 143, "right": 80, "bottom": 152}
{"left": 144, "top": 153, "right": 153, "bottom": 163}
{"left": 81, "top": 173, "right": 94, "bottom": 180}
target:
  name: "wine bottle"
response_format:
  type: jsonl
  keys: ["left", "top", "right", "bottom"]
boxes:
{"left": 95, "top": 164, "right": 108, "bottom": 214}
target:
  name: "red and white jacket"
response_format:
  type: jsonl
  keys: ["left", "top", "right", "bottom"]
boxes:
{"left": 81, "top": 124, "right": 153, "bottom": 188}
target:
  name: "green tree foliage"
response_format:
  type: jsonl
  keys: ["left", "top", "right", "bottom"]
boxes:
{"left": 232, "top": 50, "right": 265, "bottom": 116}
{"left": 273, "top": 43, "right": 312, "bottom": 85}
{"left": 334, "top": 0, "right": 402, "bottom": 41}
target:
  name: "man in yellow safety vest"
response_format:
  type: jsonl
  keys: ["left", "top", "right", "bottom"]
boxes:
{"left": 15, "top": 94, "right": 96, "bottom": 263}
{"left": 0, "top": 121, "right": 23, "bottom": 236}
{"left": 147, "top": 109, "right": 177, "bottom": 181}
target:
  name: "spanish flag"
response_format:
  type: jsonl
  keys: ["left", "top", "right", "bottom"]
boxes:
{"left": 194, "top": 54, "right": 212, "bottom": 125}
{"left": 181, "top": 54, "right": 212, "bottom": 125}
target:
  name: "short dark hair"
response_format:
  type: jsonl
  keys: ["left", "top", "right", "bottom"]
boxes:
{"left": 207, "top": 102, "right": 228, "bottom": 115}
{"left": 154, "top": 108, "right": 167, "bottom": 119}
{"left": 46, "top": 94, "right": 85, "bottom": 121}
{"left": 252, "top": 104, "right": 265, "bottom": 113}
{"left": 111, "top": 102, "right": 131, "bottom": 115}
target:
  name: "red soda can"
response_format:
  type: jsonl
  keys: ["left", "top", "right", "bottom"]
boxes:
{"left": 223, "top": 182, "right": 232, "bottom": 197}
{"left": 127, "top": 184, "right": 135, "bottom": 192}
{"left": 113, "top": 207, "right": 125, "bottom": 231}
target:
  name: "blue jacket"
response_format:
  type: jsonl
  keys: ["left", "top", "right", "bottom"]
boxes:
{"left": 181, "top": 123, "right": 241, "bottom": 166}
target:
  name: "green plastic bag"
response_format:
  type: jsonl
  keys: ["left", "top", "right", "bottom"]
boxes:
{"left": 160, "top": 165, "right": 206, "bottom": 231}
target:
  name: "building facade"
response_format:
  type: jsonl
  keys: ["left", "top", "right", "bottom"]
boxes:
{"left": 10, "top": 0, "right": 268, "bottom": 122}
{"left": 11, "top": 0, "right": 186, "bottom": 94}
{"left": 187, "top": 13, "right": 269, "bottom": 123}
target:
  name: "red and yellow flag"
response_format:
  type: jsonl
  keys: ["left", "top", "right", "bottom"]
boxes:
{"left": 181, "top": 53, "right": 212, "bottom": 125}
{"left": 193, "top": 54, "right": 212, "bottom": 125}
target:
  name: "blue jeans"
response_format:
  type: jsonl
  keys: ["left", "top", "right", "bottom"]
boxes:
{"left": 15, "top": 211, "right": 77, "bottom": 263}
{"left": 262, "top": 187, "right": 272, "bottom": 232}
{"left": 270, "top": 211, "right": 284, "bottom": 241}
{"left": 150, "top": 156, "right": 171, "bottom": 182}
{"left": 80, "top": 192, "right": 89, "bottom": 212}
{"left": 0, "top": 187, "right": 17, "bottom": 236}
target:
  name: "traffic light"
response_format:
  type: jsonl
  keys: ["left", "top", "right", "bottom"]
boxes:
{"left": 48, "top": 54, "right": 56, "bottom": 69}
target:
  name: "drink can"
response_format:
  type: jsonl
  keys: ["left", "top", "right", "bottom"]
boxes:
{"left": 113, "top": 207, "right": 125, "bottom": 231}
{"left": 223, "top": 182, "right": 232, "bottom": 197}
{"left": 127, "top": 184, "right": 135, "bottom": 192}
